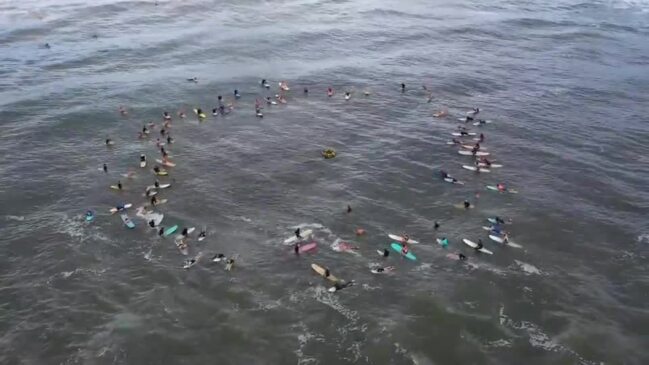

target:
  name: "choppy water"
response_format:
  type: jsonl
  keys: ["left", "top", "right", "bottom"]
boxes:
{"left": 1, "top": 0, "right": 649, "bottom": 364}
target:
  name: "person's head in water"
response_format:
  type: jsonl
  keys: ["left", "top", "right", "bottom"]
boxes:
{"left": 459, "top": 253, "right": 467, "bottom": 261}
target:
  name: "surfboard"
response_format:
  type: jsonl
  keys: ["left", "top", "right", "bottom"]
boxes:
{"left": 297, "top": 242, "right": 317, "bottom": 253}
{"left": 489, "top": 234, "right": 522, "bottom": 248}
{"left": 212, "top": 254, "right": 226, "bottom": 262}
{"left": 376, "top": 249, "right": 387, "bottom": 257}
{"left": 472, "top": 120, "right": 492, "bottom": 126}
{"left": 436, "top": 238, "right": 449, "bottom": 247}
{"left": 388, "top": 234, "right": 419, "bottom": 244}
{"left": 463, "top": 165, "right": 490, "bottom": 173}
{"left": 462, "top": 238, "right": 493, "bottom": 255}
{"left": 109, "top": 203, "right": 132, "bottom": 214}
{"left": 150, "top": 198, "right": 167, "bottom": 207}
{"left": 193, "top": 109, "right": 206, "bottom": 119}
{"left": 176, "top": 227, "right": 195, "bottom": 240}
{"left": 486, "top": 185, "right": 518, "bottom": 194}
{"left": 344, "top": 95, "right": 351, "bottom": 100}
{"left": 146, "top": 183, "right": 171, "bottom": 190}
{"left": 452, "top": 132, "right": 476, "bottom": 137}
{"left": 371, "top": 267, "right": 394, "bottom": 274}
{"left": 143, "top": 190, "right": 158, "bottom": 197}
{"left": 390, "top": 242, "right": 417, "bottom": 261}
{"left": 85, "top": 211, "right": 95, "bottom": 222}
{"left": 478, "top": 163, "right": 502, "bottom": 168}
{"left": 140, "top": 161, "right": 146, "bottom": 168}
{"left": 458, "top": 150, "right": 490, "bottom": 156}
{"left": 311, "top": 263, "right": 338, "bottom": 282}
{"left": 183, "top": 253, "right": 203, "bottom": 269}
{"left": 461, "top": 144, "right": 487, "bottom": 150}
{"left": 154, "top": 170, "right": 168, "bottom": 176}
{"left": 163, "top": 225, "right": 178, "bottom": 237}
{"left": 120, "top": 213, "right": 135, "bottom": 229}
{"left": 284, "top": 229, "right": 313, "bottom": 244}
{"left": 454, "top": 203, "right": 475, "bottom": 209}
{"left": 155, "top": 159, "right": 176, "bottom": 167}
{"left": 110, "top": 185, "right": 122, "bottom": 190}
{"left": 444, "top": 177, "right": 464, "bottom": 185}
{"left": 487, "top": 218, "right": 509, "bottom": 225}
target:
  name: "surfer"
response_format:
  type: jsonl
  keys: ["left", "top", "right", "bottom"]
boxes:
{"left": 324, "top": 268, "right": 331, "bottom": 278}
{"left": 494, "top": 216, "right": 506, "bottom": 225}
{"left": 140, "top": 154, "right": 146, "bottom": 163}
{"left": 103, "top": 164, "right": 108, "bottom": 173}
{"left": 332, "top": 280, "right": 355, "bottom": 292}
{"left": 142, "top": 126, "right": 149, "bottom": 135}
{"left": 434, "top": 221, "right": 440, "bottom": 230}
{"left": 304, "top": 87, "right": 308, "bottom": 94}
{"left": 117, "top": 181, "right": 122, "bottom": 190}
{"left": 150, "top": 196, "right": 158, "bottom": 206}
{"left": 345, "top": 92, "right": 351, "bottom": 99}
{"left": 158, "top": 227, "right": 165, "bottom": 236}
{"left": 327, "top": 87, "right": 334, "bottom": 97}
{"left": 294, "top": 243, "right": 300, "bottom": 255}
{"left": 105, "top": 138, "right": 113, "bottom": 146}
{"left": 119, "top": 106, "right": 128, "bottom": 116}
{"left": 149, "top": 219, "right": 156, "bottom": 228}
{"left": 295, "top": 228, "right": 302, "bottom": 239}
{"left": 198, "top": 230, "right": 206, "bottom": 240}
{"left": 187, "top": 77, "right": 198, "bottom": 83}
{"left": 439, "top": 237, "right": 449, "bottom": 247}
{"left": 497, "top": 183, "right": 507, "bottom": 192}
{"left": 181, "top": 227, "right": 189, "bottom": 237}
{"left": 480, "top": 157, "right": 492, "bottom": 167}
{"left": 234, "top": 89, "right": 240, "bottom": 98}
{"left": 458, "top": 253, "right": 467, "bottom": 261}
{"left": 463, "top": 200, "right": 471, "bottom": 209}
{"left": 373, "top": 266, "right": 394, "bottom": 273}
{"left": 163, "top": 111, "right": 171, "bottom": 121}
{"left": 347, "top": 205, "right": 352, "bottom": 213}
{"left": 382, "top": 248, "right": 390, "bottom": 257}
{"left": 479, "top": 133, "right": 485, "bottom": 142}
{"left": 184, "top": 258, "right": 197, "bottom": 268}
{"left": 212, "top": 253, "right": 225, "bottom": 262}
{"left": 196, "top": 108, "right": 204, "bottom": 117}
{"left": 468, "top": 107, "right": 480, "bottom": 115}
{"left": 401, "top": 243, "right": 409, "bottom": 255}
{"left": 476, "top": 239, "right": 484, "bottom": 251}
{"left": 401, "top": 83, "right": 406, "bottom": 92}
{"left": 441, "top": 170, "right": 450, "bottom": 179}
{"left": 225, "top": 258, "right": 235, "bottom": 271}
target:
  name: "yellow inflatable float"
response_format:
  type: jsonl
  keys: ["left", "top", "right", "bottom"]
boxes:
{"left": 322, "top": 148, "right": 336, "bottom": 159}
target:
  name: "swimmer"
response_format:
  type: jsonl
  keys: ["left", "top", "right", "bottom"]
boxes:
{"left": 479, "top": 133, "right": 485, "bottom": 142}
{"left": 372, "top": 266, "right": 395, "bottom": 273}
{"left": 331, "top": 280, "right": 355, "bottom": 292}
{"left": 160, "top": 128, "right": 166, "bottom": 136}
{"left": 44, "top": 43, "right": 51, "bottom": 49}
{"left": 217, "top": 95, "right": 223, "bottom": 103}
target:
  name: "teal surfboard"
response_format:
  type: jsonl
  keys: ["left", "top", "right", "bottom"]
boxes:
{"left": 391, "top": 242, "right": 416, "bottom": 261}
{"left": 120, "top": 213, "right": 135, "bottom": 229}
{"left": 163, "top": 225, "right": 178, "bottom": 237}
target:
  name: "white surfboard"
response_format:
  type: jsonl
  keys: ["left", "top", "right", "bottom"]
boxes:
{"left": 444, "top": 177, "right": 464, "bottom": 185}
{"left": 461, "top": 144, "right": 487, "bottom": 150}
{"left": 452, "top": 132, "right": 476, "bottom": 137}
{"left": 489, "top": 234, "right": 522, "bottom": 248}
{"left": 473, "top": 120, "right": 492, "bottom": 126}
{"left": 458, "top": 150, "right": 490, "bottom": 156}
{"left": 140, "top": 160, "right": 146, "bottom": 168}
{"left": 477, "top": 163, "right": 502, "bottom": 168}
{"left": 388, "top": 234, "right": 419, "bottom": 244}
{"left": 155, "top": 159, "right": 176, "bottom": 167}
{"left": 146, "top": 183, "right": 171, "bottom": 190}
{"left": 283, "top": 229, "right": 313, "bottom": 244}
{"left": 462, "top": 165, "right": 490, "bottom": 173}
{"left": 462, "top": 238, "right": 493, "bottom": 255}
{"left": 109, "top": 203, "right": 132, "bottom": 214}
{"left": 143, "top": 190, "right": 158, "bottom": 197}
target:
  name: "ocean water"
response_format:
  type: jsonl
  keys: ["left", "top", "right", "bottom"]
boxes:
{"left": 1, "top": 0, "right": 649, "bottom": 364}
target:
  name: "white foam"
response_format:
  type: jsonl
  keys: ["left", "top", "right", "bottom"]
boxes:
{"left": 514, "top": 260, "right": 542, "bottom": 275}
{"left": 5, "top": 215, "right": 25, "bottom": 221}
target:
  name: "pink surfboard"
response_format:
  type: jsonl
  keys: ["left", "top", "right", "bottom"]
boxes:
{"left": 298, "top": 242, "right": 317, "bottom": 253}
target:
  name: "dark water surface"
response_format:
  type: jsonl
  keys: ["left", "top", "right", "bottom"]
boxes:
{"left": 1, "top": 0, "right": 649, "bottom": 364}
